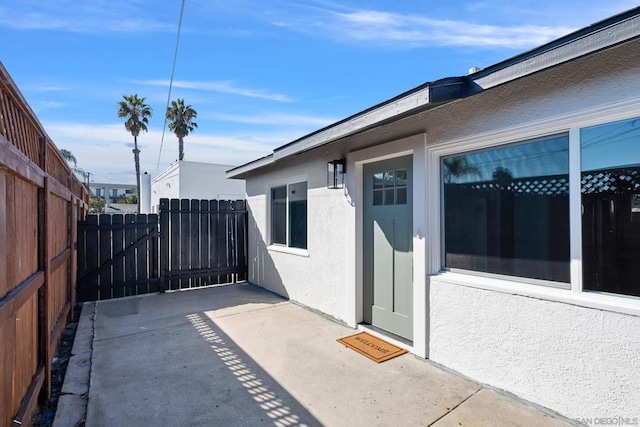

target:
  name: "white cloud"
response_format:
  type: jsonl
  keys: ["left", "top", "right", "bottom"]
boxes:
{"left": 33, "top": 101, "right": 69, "bottom": 111}
{"left": 207, "top": 112, "right": 336, "bottom": 127}
{"left": 43, "top": 121, "right": 298, "bottom": 183}
{"left": 273, "top": 7, "right": 576, "bottom": 49}
{"left": 336, "top": 10, "right": 575, "bottom": 48}
{"left": 22, "top": 84, "right": 70, "bottom": 92}
{"left": 134, "top": 79, "right": 293, "bottom": 102}
{"left": 0, "top": 1, "right": 173, "bottom": 34}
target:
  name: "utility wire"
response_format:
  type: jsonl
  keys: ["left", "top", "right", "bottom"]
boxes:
{"left": 156, "top": 0, "right": 186, "bottom": 174}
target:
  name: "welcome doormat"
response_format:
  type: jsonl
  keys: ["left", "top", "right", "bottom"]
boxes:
{"left": 337, "top": 332, "right": 408, "bottom": 363}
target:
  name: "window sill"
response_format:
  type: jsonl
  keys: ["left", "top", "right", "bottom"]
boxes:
{"left": 267, "top": 245, "right": 309, "bottom": 258}
{"left": 430, "top": 271, "right": 640, "bottom": 318}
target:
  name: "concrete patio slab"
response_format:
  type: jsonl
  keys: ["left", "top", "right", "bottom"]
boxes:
{"left": 432, "top": 388, "right": 569, "bottom": 427}
{"left": 53, "top": 302, "right": 95, "bottom": 427}
{"left": 84, "top": 283, "right": 574, "bottom": 426}
{"left": 52, "top": 394, "right": 86, "bottom": 427}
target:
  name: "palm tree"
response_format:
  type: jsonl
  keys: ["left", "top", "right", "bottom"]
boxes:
{"left": 59, "top": 148, "right": 77, "bottom": 166}
{"left": 443, "top": 157, "right": 481, "bottom": 183}
{"left": 59, "top": 148, "right": 88, "bottom": 183}
{"left": 117, "top": 94, "right": 152, "bottom": 213}
{"left": 166, "top": 98, "right": 197, "bottom": 161}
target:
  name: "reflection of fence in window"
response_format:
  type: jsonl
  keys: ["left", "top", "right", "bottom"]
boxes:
{"left": 444, "top": 173, "right": 570, "bottom": 283}
{"left": 581, "top": 165, "right": 640, "bottom": 297}
{"left": 581, "top": 167, "right": 640, "bottom": 194}
{"left": 632, "top": 195, "right": 640, "bottom": 214}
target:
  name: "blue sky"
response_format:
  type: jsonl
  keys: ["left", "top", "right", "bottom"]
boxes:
{"left": 1, "top": 0, "right": 637, "bottom": 184}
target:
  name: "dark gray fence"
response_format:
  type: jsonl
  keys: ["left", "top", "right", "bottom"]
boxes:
{"left": 76, "top": 198, "right": 247, "bottom": 301}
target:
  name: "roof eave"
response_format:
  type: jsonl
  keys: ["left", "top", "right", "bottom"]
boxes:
{"left": 228, "top": 6, "right": 640, "bottom": 178}
{"left": 227, "top": 154, "right": 274, "bottom": 179}
{"left": 229, "top": 78, "right": 466, "bottom": 178}
{"left": 469, "top": 7, "right": 640, "bottom": 91}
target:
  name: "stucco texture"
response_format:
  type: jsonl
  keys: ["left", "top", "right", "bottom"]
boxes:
{"left": 241, "top": 36, "right": 640, "bottom": 421}
{"left": 245, "top": 144, "right": 352, "bottom": 323}
{"left": 429, "top": 280, "right": 640, "bottom": 420}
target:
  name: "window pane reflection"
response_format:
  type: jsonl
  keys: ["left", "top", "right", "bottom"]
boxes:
{"left": 443, "top": 134, "right": 570, "bottom": 282}
{"left": 271, "top": 186, "right": 286, "bottom": 245}
{"left": 581, "top": 116, "right": 640, "bottom": 297}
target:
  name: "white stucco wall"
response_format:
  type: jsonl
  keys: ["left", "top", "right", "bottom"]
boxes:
{"left": 150, "top": 163, "right": 180, "bottom": 212}
{"left": 428, "top": 280, "right": 640, "bottom": 419}
{"left": 420, "top": 40, "right": 640, "bottom": 420}
{"left": 420, "top": 40, "right": 640, "bottom": 421}
{"left": 246, "top": 145, "right": 352, "bottom": 322}
{"left": 151, "top": 161, "right": 246, "bottom": 212}
{"left": 242, "top": 38, "right": 640, "bottom": 420}
{"left": 178, "top": 161, "right": 245, "bottom": 200}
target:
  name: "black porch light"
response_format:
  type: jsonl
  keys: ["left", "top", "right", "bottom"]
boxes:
{"left": 327, "top": 159, "right": 346, "bottom": 189}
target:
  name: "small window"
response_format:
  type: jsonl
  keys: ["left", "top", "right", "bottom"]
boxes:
{"left": 271, "top": 186, "right": 287, "bottom": 245}
{"left": 373, "top": 169, "right": 408, "bottom": 206}
{"left": 271, "top": 182, "right": 307, "bottom": 249}
{"left": 581, "top": 116, "right": 640, "bottom": 297}
{"left": 442, "top": 134, "right": 570, "bottom": 283}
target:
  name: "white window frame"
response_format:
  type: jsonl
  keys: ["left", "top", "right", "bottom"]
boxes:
{"left": 426, "top": 98, "right": 640, "bottom": 317}
{"left": 266, "top": 176, "right": 309, "bottom": 257}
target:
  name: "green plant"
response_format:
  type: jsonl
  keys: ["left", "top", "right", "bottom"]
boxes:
{"left": 89, "top": 197, "right": 106, "bottom": 214}
{"left": 117, "top": 94, "right": 152, "bottom": 213}
{"left": 166, "top": 98, "right": 197, "bottom": 161}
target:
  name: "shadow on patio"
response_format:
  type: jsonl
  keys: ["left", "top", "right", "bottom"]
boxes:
{"left": 84, "top": 283, "right": 572, "bottom": 427}
{"left": 86, "top": 284, "right": 320, "bottom": 426}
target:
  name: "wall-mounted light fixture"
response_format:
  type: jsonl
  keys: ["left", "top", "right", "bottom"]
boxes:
{"left": 327, "top": 159, "right": 346, "bottom": 189}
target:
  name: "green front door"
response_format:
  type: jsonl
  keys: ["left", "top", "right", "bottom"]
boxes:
{"left": 363, "top": 155, "right": 413, "bottom": 340}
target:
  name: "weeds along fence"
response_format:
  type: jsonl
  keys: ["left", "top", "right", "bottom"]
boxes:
{"left": 0, "top": 62, "right": 89, "bottom": 427}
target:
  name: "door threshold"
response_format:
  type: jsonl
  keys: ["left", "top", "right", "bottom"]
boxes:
{"left": 357, "top": 324, "right": 413, "bottom": 352}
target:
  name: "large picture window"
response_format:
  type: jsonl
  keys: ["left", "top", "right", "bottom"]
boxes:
{"left": 443, "top": 134, "right": 570, "bottom": 283}
{"left": 581, "top": 116, "right": 640, "bottom": 298}
{"left": 271, "top": 181, "right": 307, "bottom": 249}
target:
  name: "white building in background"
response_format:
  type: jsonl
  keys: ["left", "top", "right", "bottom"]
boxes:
{"left": 227, "top": 8, "right": 640, "bottom": 422}
{"left": 150, "top": 161, "right": 246, "bottom": 213}
{"left": 89, "top": 182, "right": 137, "bottom": 206}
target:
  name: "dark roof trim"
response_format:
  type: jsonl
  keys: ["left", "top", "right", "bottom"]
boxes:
{"left": 228, "top": 7, "right": 640, "bottom": 179}
{"left": 469, "top": 6, "right": 640, "bottom": 91}
{"left": 227, "top": 77, "right": 466, "bottom": 177}
{"left": 275, "top": 77, "right": 466, "bottom": 154}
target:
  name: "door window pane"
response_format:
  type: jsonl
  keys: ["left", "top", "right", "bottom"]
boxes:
{"left": 384, "top": 189, "right": 395, "bottom": 205}
{"left": 581, "top": 116, "right": 640, "bottom": 297}
{"left": 443, "top": 134, "right": 570, "bottom": 282}
{"left": 396, "top": 187, "right": 407, "bottom": 205}
{"left": 373, "top": 190, "right": 383, "bottom": 205}
{"left": 372, "top": 169, "right": 408, "bottom": 206}
{"left": 373, "top": 173, "right": 384, "bottom": 189}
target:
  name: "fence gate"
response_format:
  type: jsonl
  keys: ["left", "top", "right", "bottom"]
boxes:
{"left": 160, "top": 198, "right": 247, "bottom": 291}
{"left": 76, "top": 199, "right": 247, "bottom": 301}
{"left": 77, "top": 214, "right": 159, "bottom": 301}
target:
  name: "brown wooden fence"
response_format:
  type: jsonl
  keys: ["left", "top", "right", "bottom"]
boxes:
{"left": 76, "top": 198, "right": 247, "bottom": 301}
{"left": 0, "top": 62, "right": 88, "bottom": 427}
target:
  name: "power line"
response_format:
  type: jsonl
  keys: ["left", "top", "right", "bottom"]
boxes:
{"left": 156, "top": 0, "right": 186, "bottom": 174}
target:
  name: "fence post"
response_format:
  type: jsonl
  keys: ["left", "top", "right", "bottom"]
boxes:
{"left": 159, "top": 198, "right": 169, "bottom": 293}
